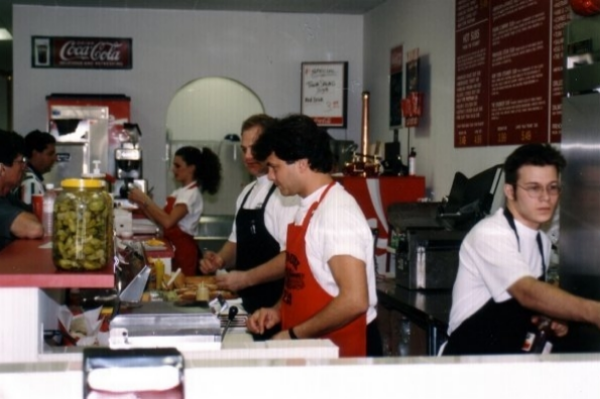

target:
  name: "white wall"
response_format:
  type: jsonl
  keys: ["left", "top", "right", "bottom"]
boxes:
{"left": 13, "top": 2, "right": 533, "bottom": 204}
{"left": 364, "top": 0, "right": 518, "bottom": 200}
{"left": 13, "top": 5, "right": 364, "bottom": 203}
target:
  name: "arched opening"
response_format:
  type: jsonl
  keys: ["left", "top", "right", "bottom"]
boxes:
{"left": 165, "top": 77, "right": 264, "bottom": 217}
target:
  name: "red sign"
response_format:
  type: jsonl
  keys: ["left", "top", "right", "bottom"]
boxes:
{"left": 32, "top": 36, "right": 132, "bottom": 70}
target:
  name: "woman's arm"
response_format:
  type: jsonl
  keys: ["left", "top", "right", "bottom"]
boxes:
{"left": 128, "top": 188, "right": 188, "bottom": 229}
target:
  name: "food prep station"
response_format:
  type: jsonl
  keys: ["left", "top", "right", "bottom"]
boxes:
{"left": 0, "top": 231, "right": 339, "bottom": 365}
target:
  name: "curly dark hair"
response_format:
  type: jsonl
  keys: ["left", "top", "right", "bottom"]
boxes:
{"left": 504, "top": 143, "right": 566, "bottom": 185}
{"left": 175, "top": 146, "right": 222, "bottom": 195}
{"left": 0, "top": 129, "right": 25, "bottom": 165}
{"left": 24, "top": 130, "right": 56, "bottom": 158}
{"left": 252, "top": 114, "right": 333, "bottom": 173}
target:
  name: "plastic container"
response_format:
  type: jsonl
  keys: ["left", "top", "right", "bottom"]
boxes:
{"left": 408, "top": 147, "right": 417, "bottom": 176}
{"left": 42, "top": 183, "right": 56, "bottom": 237}
{"left": 52, "top": 178, "right": 113, "bottom": 271}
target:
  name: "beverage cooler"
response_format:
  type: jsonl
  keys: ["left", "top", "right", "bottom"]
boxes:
{"left": 45, "top": 94, "right": 131, "bottom": 186}
{"left": 558, "top": 15, "right": 600, "bottom": 351}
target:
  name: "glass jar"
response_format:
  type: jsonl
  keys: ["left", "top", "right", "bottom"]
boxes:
{"left": 53, "top": 178, "right": 113, "bottom": 271}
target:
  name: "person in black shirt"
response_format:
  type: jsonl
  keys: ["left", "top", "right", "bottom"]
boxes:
{"left": 0, "top": 130, "right": 43, "bottom": 251}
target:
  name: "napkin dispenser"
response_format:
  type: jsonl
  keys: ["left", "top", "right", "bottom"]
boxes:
{"left": 114, "top": 208, "right": 133, "bottom": 235}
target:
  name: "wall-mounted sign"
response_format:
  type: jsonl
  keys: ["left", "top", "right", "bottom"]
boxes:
{"left": 301, "top": 62, "right": 348, "bottom": 128}
{"left": 389, "top": 45, "right": 403, "bottom": 128}
{"left": 32, "top": 36, "right": 132, "bottom": 70}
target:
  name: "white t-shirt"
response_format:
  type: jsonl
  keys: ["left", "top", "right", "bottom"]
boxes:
{"left": 170, "top": 181, "right": 203, "bottom": 236}
{"left": 228, "top": 175, "right": 299, "bottom": 250}
{"left": 20, "top": 167, "right": 45, "bottom": 205}
{"left": 448, "top": 207, "right": 551, "bottom": 335}
{"left": 297, "top": 182, "right": 378, "bottom": 324}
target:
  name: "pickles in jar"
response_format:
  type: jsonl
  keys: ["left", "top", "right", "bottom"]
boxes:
{"left": 52, "top": 179, "right": 113, "bottom": 271}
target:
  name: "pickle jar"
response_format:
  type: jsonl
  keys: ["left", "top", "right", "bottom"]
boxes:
{"left": 52, "top": 178, "right": 113, "bottom": 271}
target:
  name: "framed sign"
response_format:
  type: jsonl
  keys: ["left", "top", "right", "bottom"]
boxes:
{"left": 32, "top": 36, "right": 133, "bottom": 70}
{"left": 301, "top": 61, "right": 348, "bottom": 128}
{"left": 389, "top": 45, "right": 403, "bottom": 128}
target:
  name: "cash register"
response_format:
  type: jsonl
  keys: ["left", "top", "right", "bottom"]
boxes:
{"left": 388, "top": 164, "right": 503, "bottom": 290}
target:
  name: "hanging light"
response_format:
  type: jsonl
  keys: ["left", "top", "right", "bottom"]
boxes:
{"left": 0, "top": 28, "right": 12, "bottom": 41}
{"left": 571, "top": 0, "right": 600, "bottom": 16}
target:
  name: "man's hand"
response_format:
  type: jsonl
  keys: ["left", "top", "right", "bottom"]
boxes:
{"left": 531, "top": 315, "right": 569, "bottom": 337}
{"left": 246, "top": 307, "right": 281, "bottom": 335}
{"left": 199, "top": 250, "right": 223, "bottom": 274}
{"left": 271, "top": 330, "right": 293, "bottom": 340}
{"left": 215, "top": 270, "right": 249, "bottom": 292}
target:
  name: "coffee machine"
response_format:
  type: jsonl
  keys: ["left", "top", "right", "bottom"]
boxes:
{"left": 113, "top": 123, "right": 148, "bottom": 207}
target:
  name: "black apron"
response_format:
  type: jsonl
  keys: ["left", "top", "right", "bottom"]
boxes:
{"left": 443, "top": 208, "right": 546, "bottom": 355}
{"left": 236, "top": 183, "right": 284, "bottom": 315}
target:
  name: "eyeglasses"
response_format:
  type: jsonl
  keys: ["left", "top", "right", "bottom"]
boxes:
{"left": 0, "top": 157, "right": 26, "bottom": 170}
{"left": 12, "top": 157, "right": 27, "bottom": 166}
{"left": 516, "top": 183, "right": 561, "bottom": 199}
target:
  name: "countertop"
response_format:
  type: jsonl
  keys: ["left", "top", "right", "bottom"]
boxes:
{"left": 0, "top": 238, "right": 114, "bottom": 288}
{"left": 376, "top": 278, "right": 451, "bottom": 331}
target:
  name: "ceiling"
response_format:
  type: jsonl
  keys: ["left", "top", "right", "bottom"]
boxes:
{"left": 0, "top": 0, "right": 388, "bottom": 35}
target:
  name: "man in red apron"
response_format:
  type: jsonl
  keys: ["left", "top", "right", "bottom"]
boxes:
{"left": 246, "top": 115, "right": 380, "bottom": 357}
{"left": 200, "top": 115, "right": 299, "bottom": 341}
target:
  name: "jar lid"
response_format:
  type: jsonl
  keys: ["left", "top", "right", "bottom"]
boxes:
{"left": 61, "top": 178, "right": 105, "bottom": 189}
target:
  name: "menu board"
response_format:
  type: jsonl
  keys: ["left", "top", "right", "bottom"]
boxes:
{"left": 455, "top": 0, "right": 490, "bottom": 147}
{"left": 454, "top": 0, "right": 571, "bottom": 147}
{"left": 550, "top": 0, "right": 571, "bottom": 143}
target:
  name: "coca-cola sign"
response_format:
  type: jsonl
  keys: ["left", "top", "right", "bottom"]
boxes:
{"left": 32, "top": 36, "right": 132, "bottom": 69}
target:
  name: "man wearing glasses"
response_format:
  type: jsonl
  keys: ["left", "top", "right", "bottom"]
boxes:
{"left": 0, "top": 130, "right": 43, "bottom": 251}
{"left": 444, "top": 143, "right": 600, "bottom": 355}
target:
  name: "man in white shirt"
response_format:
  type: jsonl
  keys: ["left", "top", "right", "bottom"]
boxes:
{"left": 444, "top": 144, "right": 600, "bottom": 355}
{"left": 199, "top": 115, "right": 299, "bottom": 335}
{"left": 246, "top": 114, "right": 380, "bottom": 357}
{"left": 19, "top": 130, "right": 57, "bottom": 204}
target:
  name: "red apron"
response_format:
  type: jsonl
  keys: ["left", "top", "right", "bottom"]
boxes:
{"left": 163, "top": 190, "right": 199, "bottom": 277}
{"left": 281, "top": 182, "right": 367, "bottom": 357}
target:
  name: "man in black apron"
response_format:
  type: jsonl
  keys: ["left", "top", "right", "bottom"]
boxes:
{"left": 444, "top": 144, "right": 600, "bottom": 355}
{"left": 199, "top": 114, "right": 299, "bottom": 339}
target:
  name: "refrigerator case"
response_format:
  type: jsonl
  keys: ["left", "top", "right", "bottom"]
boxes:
{"left": 558, "top": 92, "right": 600, "bottom": 352}
{"left": 558, "top": 16, "right": 600, "bottom": 351}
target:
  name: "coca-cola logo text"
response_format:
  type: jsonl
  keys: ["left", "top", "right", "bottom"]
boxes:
{"left": 59, "top": 41, "right": 124, "bottom": 62}
{"left": 32, "top": 36, "right": 132, "bottom": 69}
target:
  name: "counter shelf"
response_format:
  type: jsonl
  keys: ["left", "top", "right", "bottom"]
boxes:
{"left": 376, "top": 279, "right": 451, "bottom": 356}
{"left": 0, "top": 238, "right": 115, "bottom": 288}
{"left": 0, "top": 237, "right": 113, "bottom": 363}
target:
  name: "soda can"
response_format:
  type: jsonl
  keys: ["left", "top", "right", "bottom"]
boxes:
{"left": 32, "top": 194, "right": 43, "bottom": 221}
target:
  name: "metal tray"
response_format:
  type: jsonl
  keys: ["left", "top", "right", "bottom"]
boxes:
{"left": 109, "top": 302, "right": 221, "bottom": 350}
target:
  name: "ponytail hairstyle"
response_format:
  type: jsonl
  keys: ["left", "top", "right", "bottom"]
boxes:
{"left": 175, "top": 146, "right": 222, "bottom": 195}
